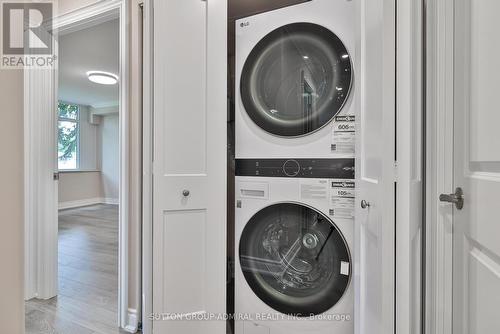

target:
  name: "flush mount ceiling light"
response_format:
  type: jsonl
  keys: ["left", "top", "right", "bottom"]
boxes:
{"left": 86, "top": 71, "right": 119, "bottom": 85}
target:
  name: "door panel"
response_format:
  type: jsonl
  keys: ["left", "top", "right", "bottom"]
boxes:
{"left": 161, "top": 1, "right": 207, "bottom": 175}
{"left": 152, "top": 0, "right": 227, "bottom": 333}
{"left": 161, "top": 209, "right": 207, "bottom": 314}
{"left": 453, "top": 0, "right": 500, "bottom": 333}
{"left": 468, "top": 0, "right": 500, "bottom": 162}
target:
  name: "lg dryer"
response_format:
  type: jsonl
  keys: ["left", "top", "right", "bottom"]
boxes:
{"left": 236, "top": 0, "right": 356, "bottom": 159}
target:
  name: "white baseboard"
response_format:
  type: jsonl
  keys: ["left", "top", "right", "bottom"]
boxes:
{"left": 58, "top": 198, "right": 103, "bottom": 210}
{"left": 59, "top": 197, "right": 119, "bottom": 210}
{"left": 123, "top": 308, "right": 139, "bottom": 333}
{"left": 103, "top": 197, "right": 119, "bottom": 205}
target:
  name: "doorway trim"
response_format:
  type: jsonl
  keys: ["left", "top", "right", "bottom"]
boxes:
{"left": 424, "top": 0, "right": 454, "bottom": 333}
{"left": 141, "top": 0, "right": 153, "bottom": 333}
{"left": 23, "top": 0, "right": 132, "bottom": 330}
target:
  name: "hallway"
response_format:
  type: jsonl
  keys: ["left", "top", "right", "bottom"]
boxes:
{"left": 25, "top": 204, "right": 126, "bottom": 334}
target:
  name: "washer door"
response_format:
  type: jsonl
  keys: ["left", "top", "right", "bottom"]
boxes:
{"left": 240, "top": 23, "right": 353, "bottom": 137}
{"left": 239, "top": 203, "right": 351, "bottom": 316}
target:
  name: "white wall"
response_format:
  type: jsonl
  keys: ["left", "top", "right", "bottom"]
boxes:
{"left": 100, "top": 113, "right": 120, "bottom": 202}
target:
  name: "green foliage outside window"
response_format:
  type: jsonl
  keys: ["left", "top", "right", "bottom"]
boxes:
{"left": 58, "top": 102, "right": 79, "bottom": 169}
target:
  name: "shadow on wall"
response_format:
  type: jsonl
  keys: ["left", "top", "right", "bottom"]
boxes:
{"left": 100, "top": 113, "right": 120, "bottom": 202}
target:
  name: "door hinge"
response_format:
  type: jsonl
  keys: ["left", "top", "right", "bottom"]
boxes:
{"left": 394, "top": 161, "right": 398, "bottom": 181}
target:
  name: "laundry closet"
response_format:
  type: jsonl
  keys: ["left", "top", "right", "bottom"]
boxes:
{"left": 231, "top": 1, "right": 355, "bottom": 333}
{"left": 149, "top": 0, "right": 399, "bottom": 333}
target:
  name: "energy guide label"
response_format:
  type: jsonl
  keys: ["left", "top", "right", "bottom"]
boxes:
{"left": 331, "top": 115, "right": 355, "bottom": 155}
{"left": 330, "top": 180, "right": 355, "bottom": 220}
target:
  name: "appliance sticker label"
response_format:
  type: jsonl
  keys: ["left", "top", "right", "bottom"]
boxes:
{"left": 300, "top": 179, "right": 329, "bottom": 200}
{"left": 330, "top": 179, "right": 355, "bottom": 219}
{"left": 341, "top": 261, "right": 350, "bottom": 276}
{"left": 331, "top": 115, "right": 355, "bottom": 155}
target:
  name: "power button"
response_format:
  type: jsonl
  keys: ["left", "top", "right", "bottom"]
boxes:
{"left": 282, "top": 159, "right": 301, "bottom": 177}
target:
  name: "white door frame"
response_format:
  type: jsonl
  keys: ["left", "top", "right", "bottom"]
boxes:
{"left": 141, "top": 0, "right": 153, "bottom": 333}
{"left": 424, "top": 0, "right": 454, "bottom": 333}
{"left": 23, "top": 0, "right": 132, "bottom": 330}
{"left": 395, "top": 0, "right": 425, "bottom": 332}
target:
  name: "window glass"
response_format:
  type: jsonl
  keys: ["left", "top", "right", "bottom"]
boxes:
{"left": 58, "top": 102, "right": 79, "bottom": 120}
{"left": 239, "top": 203, "right": 351, "bottom": 316}
{"left": 58, "top": 102, "right": 79, "bottom": 170}
{"left": 240, "top": 23, "right": 352, "bottom": 137}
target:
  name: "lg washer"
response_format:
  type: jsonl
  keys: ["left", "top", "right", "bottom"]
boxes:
{"left": 235, "top": 158, "right": 355, "bottom": 334}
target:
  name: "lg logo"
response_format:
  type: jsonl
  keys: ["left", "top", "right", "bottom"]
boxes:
{"left": 240, "top": 21, "right": 250, "bottom": 28}
{"left": 2, "top": 2, "right": 53, "bottom": 55}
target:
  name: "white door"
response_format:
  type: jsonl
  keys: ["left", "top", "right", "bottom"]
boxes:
{"left": 152, "top": 0, "right": 227, "bottom": 333}
{"left": 449, "top": 0, "right": 500, "bottom": 332}
{"left": 355, "top": 0, "right": 396, "bottom": 334}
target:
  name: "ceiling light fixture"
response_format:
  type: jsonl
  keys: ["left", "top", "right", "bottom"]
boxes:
{"left": 86, "top": 71, "right": 119, "bottom": 85}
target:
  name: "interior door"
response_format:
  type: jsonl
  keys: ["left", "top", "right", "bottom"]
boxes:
{"left": 450, "top": 0, "right": 500, "bottom": 332}
{"left": 355, "top": 0, "right": 395, "bottom": 334}
{"left": 152, "top": 0, "right": 227, "bottom": 333}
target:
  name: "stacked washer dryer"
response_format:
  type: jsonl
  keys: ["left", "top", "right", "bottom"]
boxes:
{"left": 234, "top": 0, "right": 356, "bottom": 333}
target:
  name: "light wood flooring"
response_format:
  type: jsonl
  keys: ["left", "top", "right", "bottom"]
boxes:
{"left": 25, "top": 204, "right": 132, "bottom": 334}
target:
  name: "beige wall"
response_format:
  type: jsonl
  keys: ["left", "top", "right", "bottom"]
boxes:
{"left": 58, "top": 171, "right": 104, "bottom": 203}
{"left": 0, "top": 71, "right": 24, "bottom": 332}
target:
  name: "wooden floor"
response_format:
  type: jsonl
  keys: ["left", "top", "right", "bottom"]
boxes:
{"left": 25, "top": 204, "right": 131, "bottom": 334}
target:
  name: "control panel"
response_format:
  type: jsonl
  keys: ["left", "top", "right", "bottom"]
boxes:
{"left": 235, "top": 158, "right": 355, "bottom": 179}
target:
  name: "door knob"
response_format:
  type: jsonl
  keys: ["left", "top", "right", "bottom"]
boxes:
{"left": 360, "top": 200, "right": 370, "bottom": 209}
{"left": 182, "top": 189, "right": 190, "bottom": 197}
{"left": 439, "top": 187, "right": 464, "bottom": 210}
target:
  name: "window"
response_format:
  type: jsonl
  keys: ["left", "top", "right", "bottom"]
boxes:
{"left": 58, "top": 102, "right": 79, "bottom": 170}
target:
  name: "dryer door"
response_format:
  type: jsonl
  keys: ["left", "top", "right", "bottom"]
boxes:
{"left": 240, "top": 23, "right": 353, "bottom": 137}
{"left": 239, "top": 203, "right": 351, "bottom": 316}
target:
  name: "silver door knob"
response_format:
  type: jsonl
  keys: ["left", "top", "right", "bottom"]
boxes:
{"left": 182, "top": 190, "right": 190, "bottom": 197}
{"left": 439, "top": 187, "right": 464, "bottom": 210}
{"left": 361, "top": 200, "right": 370, "bottom": 209}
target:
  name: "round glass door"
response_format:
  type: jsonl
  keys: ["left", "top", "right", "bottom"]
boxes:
{"left": 240, "top": 23, "right": 353, "bottom": 137}
{"left": 239, "top": 203, "right": 351, "bottom": 316}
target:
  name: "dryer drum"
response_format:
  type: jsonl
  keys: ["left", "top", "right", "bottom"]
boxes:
{"left": 240, "top": 22, "right": 353, "bottom": 137}
{"left": 239, "top": 203, "right": 351, "bottom": 316}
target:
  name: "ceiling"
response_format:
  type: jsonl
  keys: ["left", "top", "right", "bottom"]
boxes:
{"left": 58, "top": 18, "right": 119, "bottom": 108}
